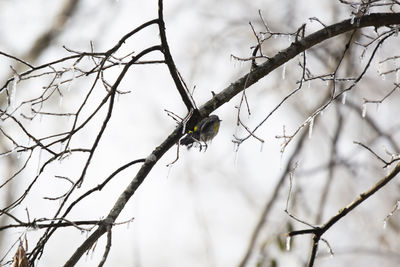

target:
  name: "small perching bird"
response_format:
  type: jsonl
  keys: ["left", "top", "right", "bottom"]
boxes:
{"left": 180, "top": 115, "right": 221, "bottom": 151}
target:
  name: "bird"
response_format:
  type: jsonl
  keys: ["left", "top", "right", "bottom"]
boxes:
{"left": 180, "top": 115, "right": 221, "bottom": 151}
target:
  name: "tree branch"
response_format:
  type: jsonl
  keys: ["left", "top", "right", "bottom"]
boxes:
{"left": 62, "top": 12, "right": 400, "bottom": 266}
{"left": 201, "top": 13, "right": 400, "bottom": 116}
{"left": 158, "top": 0, "right": 195, "bottom": 111}
{"left": 288, "top": 161, "right": 400, "bottom": 267}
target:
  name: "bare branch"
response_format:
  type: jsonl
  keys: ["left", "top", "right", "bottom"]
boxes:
{"left": 288, "top": 161, "right": 400, "bottom": 266}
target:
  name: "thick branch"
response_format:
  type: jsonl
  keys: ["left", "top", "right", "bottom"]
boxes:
{"left": 200, "top": 13, "right": 400, "bottom": 116}
{"left": 63, "top": 126, "right": 181, "bottom": 267}
{"left": 64, "top": 12, "right": 400, "bottom": 266}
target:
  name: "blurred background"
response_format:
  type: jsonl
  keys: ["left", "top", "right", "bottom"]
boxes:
{"left": 1, "top": 0, "right": 400, "bottom": 266}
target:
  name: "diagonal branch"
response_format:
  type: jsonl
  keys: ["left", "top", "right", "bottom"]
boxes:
{"left": 200, "top": 13, "right": 400, "bottom": 116}
{"left": 63, "top": 122, "right": 181, "bottom": 267}
{"left": 288, "top": 161, "right": 400, "bottom": 267}
{"left": 63, "top": 11, "right": 400, "bottom": 266}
